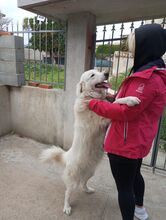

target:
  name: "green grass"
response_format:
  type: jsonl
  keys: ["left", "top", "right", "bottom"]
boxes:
{"left": 24, "top": 62, "right": 65, "bottom": 89}
{"left": 160, "top": 110, "right": 166, "bottom": 142}
{"left": 110, "top": 73, "right": 126, "bottom": 91}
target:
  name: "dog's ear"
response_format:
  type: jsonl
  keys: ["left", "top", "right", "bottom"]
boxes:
{"left": 76, "top": 81, "right": 85, "bottom": 96}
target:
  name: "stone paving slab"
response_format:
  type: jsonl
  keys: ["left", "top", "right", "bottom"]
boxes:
{"left": 0, "top": 134, "right": 165, "bottom": 220}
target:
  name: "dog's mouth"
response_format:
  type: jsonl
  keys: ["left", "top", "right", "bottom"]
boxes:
{"left": 95, "top": 81, "right": 110, "bottom": 89}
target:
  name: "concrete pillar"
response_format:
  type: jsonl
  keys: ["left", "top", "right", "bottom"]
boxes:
{"left": 63, "top": 12, "right": 96, "bottom": 149}
{"left": 0, "top": 35, "right": 25, "bottom": 86}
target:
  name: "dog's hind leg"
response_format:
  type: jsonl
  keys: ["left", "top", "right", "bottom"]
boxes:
{"left": 81, "top": 181, "right": 95, "bottom": 193}
{"left": 63, "top": 180, "right": 78, "bottom": 215}
{"left": 63, "top": 168, "right": 78, "bottom": 215}
{"left": 81, "top": 173, "right": 95, "bottom": 194}
{"left": 63, "top": 185, "right": 73, "bottom": 215}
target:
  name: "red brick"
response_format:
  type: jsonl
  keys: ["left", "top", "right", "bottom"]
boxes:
{"left": 38, "top": 84, "right": 53, "bottom": 89}
{"left": 0, "top": 32, "right": 13, "bottom": 36}
{"left": 28, "top": 82, "right": 39, "bottom": 87}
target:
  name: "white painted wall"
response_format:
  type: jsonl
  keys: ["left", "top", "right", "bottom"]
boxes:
{"left": 112, "top": 51, "right": 134, "bottom": 76}
{"left": 24, "top": 48, "right": 44, "bottom": 61}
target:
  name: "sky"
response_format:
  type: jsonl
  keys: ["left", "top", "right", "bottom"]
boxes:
{"left": 0, "top": 0, "right": 36, "bottom": 24}
{"left": 0, "top": 0, "right": 149, "bottom": 43}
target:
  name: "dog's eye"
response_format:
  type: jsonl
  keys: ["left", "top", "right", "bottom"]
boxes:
{"left": 90, "top": 74, "right": 95, "bottom": 78}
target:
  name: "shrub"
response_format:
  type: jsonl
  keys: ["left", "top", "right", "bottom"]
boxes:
{"left": 110, "top": 72, "right": 126, "bottom": 91}
{"left": 96, "top": 44, "right": 120, "bottom": 59}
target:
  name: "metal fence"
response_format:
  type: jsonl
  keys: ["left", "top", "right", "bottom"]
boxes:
{"left": 5, "top": 16, "right": 166, "bottom": 172}
{"left": 7, "top": 17, "right": 66, "bottom": 88}
{"left": 95, "top": 18, "right": 166, "bottom": 172}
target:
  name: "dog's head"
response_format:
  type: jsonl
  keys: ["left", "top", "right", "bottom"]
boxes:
{"left": 76, "top": 69, "right": 110, "bottom": 99}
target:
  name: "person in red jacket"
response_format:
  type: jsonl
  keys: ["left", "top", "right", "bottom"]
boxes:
{"left": 88, "top": 24, "right": 166, "bottom": 220}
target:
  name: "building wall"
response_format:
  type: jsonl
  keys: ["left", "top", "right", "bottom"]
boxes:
{"left": 24, "top": 48, "right": 43, "bottom": 61}
{"left": 112, "top": 51, "right": 134, "bottom": 76}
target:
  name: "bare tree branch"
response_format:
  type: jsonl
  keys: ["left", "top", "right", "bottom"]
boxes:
{"left": 0, "top": 10, "right": 12, "bottom": 31}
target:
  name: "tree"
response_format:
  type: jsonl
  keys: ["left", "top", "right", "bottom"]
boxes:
{"left": 96, "top": 35, "right": 128, "bottom": 59}
{"left": 121, "top": 35, "right": 128, "bottom": 51}
{"left": 96, "top": 44, "right": 120, "bottom": 59}
{"left": 23, "top": 16, "right": 65, "bottom": 60}
{"left": 0, "top": 11, "right": 12, "bottom": 31}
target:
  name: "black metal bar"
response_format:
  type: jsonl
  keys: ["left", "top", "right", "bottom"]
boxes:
{"left": 96, "top": 37, "right": 127, "bottom": 43}
{"left": 12, "top": 30, "right": 64, "bottom": 33}
{"left": 150, "top": 116, "right": 164, "bottom": 173}
{"left": 100, "top": 25, "right": 106, "bottom": 72}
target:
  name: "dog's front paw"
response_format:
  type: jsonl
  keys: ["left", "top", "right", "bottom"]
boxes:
{"left": 63, "top": 206, "right": 72, "bottom": 215}
{"left": 126, "top": 97, "right": 141, "bottom": 106}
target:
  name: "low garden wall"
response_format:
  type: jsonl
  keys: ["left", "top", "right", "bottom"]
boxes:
{"left": 10, "top": 86, "right": 65, "bottom": 147}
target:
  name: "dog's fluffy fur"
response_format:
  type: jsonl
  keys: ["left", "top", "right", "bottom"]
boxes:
{"left": 40, "top": 69, "right": 140, "bottom": 215}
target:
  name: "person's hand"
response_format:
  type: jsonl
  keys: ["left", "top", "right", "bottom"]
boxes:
{"left": 106, "top": 89, "right": 116, "bottom": 102}
{"left": 83, "top": 98, "right": 92, "bottom": 105}
{"left": 106, "top": 93, "right": 116, "bottom": 102}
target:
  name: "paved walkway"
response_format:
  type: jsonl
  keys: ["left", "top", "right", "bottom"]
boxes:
{"left": 0, "top": 134, "right": 165, "bottom": 220}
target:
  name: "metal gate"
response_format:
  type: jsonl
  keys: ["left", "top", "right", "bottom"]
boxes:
{"left": 95, "top": 18, "right": 166, "bottom": 172}
{"left": 6, "top": 17, "right": 66, "bottom": 88}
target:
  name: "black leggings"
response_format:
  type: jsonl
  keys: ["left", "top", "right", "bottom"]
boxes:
{"left": 107, "top": 153, "right": 145, "bottom": 220}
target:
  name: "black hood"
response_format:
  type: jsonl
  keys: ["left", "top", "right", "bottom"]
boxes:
{"left": 133, "top": 24, "right": 166, "bottom": 72}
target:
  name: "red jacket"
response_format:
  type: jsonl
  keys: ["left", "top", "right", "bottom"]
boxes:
{"left": 88, "top": 66, "right": 166, "bottom": 159}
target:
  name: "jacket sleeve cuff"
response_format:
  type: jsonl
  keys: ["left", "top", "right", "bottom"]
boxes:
{"left": 88, "top": 99, "right": 98, "bottom": 110}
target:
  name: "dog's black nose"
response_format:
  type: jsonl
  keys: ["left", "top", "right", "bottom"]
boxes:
{"left": 104, "top": 72, "right": 109, "bottom": 80}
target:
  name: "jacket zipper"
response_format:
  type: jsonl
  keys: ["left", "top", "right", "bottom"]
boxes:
{"left": 104, "top": 124, "right": 111, "bottom": 145}
{"left": 124, "top": 122, "right": 128, "bottom": 144}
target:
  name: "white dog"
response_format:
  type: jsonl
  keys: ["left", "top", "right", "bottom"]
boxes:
{"left": 40, "top": 69, "right": 140, "bottom": 215}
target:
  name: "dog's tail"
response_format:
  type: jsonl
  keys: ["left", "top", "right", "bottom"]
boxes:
{"left": 40, "top": 146, "right": 66, "bottom": 165}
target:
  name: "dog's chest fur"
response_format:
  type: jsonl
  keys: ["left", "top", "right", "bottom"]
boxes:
{"left": 72, "top": 99, "right": 109, "bottom": 163}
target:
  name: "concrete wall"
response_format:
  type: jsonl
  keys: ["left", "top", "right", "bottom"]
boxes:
{"left": 0, "top": 86, "right": 12, "bottom": 136}
{"left": 10, "top": 86, "right": 65, "bottom": 147}
{"left": 112, "top": 51, "right": 134, "bottom": 76}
